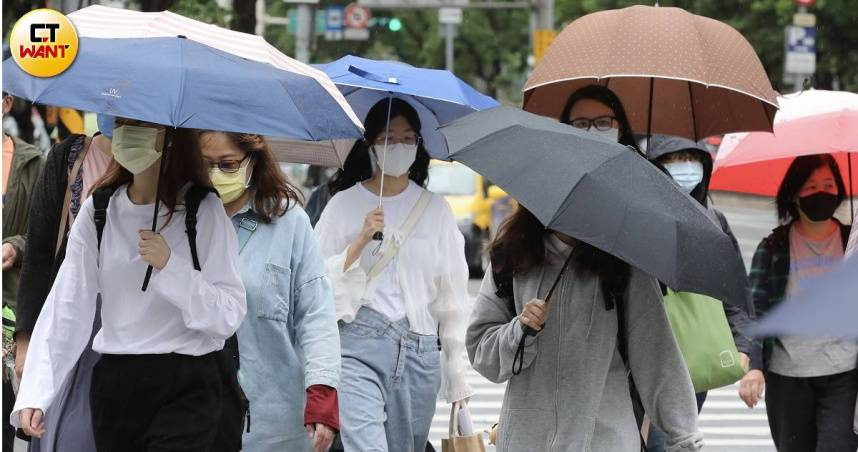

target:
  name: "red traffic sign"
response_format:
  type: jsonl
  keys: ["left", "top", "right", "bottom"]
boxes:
{"left": 795, "top": 0, "right": 815, "bottom": 6}
{"left": 344, "top": 3, "right": 371, "bottom": 29}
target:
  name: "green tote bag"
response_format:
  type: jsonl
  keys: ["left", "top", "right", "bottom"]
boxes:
{"left": 663, "top": 290, "right": 746, "bottom": 393}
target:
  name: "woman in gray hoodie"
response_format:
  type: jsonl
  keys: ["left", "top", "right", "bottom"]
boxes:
{"left": 466, "top": 85, "right": 703, "bottom": 452}
{"left": 466, "top": 208, "right": 703, "bottom": 451}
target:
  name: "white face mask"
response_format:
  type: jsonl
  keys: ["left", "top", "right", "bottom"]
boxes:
{"left": 664, "top": 161, "right": 704, "bottom": 194}
{"left": 374, "top": 143, "right": 417, "bottom": 177}
{"left": 584, "top": 127, "right": 619, "bottom": 142}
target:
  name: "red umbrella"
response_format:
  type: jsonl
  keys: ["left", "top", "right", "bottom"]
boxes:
{"left": 711, "top": 90, "right": 858, "bottom": 205}
{"left": 710, "top": 154, "right": 857, "bottom": 197}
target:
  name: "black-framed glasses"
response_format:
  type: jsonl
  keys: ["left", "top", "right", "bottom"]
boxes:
{"left": 569, "top": 116, "right": 617, "bottom": 131}
{"left": 372, "top": 134, "right": 422, "bottom": 146}
{"left": 207, "top": 154, "right": 250, "bottom": 173}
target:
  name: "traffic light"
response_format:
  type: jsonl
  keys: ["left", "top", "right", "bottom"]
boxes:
{"left": 388, "top": 18, "right": 402, "bottom": 32}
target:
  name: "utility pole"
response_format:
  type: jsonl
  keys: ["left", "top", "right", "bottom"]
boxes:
{"left": 533, "top": 0, "right": 554, "bottom": 64}
{"left": 445, "top": 24, "right": 454, "bottom": 71}
{"left": 294, "top": 4, "right": 313, "bottom": 63}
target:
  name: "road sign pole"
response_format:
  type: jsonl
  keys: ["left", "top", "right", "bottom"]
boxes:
{"left": 438, "top": 8, "right": 462, "bottom": 72}
{"left": 295, "top": 4, "right": 313, "bottom": 62}
{"left": 445, "top": 23, "right": 455, "bottom": 71}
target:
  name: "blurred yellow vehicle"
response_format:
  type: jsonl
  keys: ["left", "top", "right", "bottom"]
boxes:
{"left": 427, "top": 161, "right": 513, "bottom": 277}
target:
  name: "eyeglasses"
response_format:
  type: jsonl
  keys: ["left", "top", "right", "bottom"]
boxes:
{"left": 207, "top": 154, "right": 250, "bottom": 173}
{"left": 568, "top": 116, "right": 617, "bottom": 131}
{"left": 372, "top": 134, "right": 422, "bottom": 146}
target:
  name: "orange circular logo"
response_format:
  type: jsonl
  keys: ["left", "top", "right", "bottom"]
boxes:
{"left": 10, "top": 9, "right": 79, "bottom": 78}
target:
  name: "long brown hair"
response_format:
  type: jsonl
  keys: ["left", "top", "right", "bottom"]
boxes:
{"left": 490, "top": 205, "right": 630, "bottom": 292}
{"left": 94, "top": 127, "right": 211, "bottom": 229}
{"left": 206, "top": 132, "right": 304, "bottom": 223}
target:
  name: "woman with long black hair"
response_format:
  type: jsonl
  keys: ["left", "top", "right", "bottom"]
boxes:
{"left": 466, "top": 85, "right": 702, "bottom": 451}
{"left": 315, "top": 98, "right": 473, "bottom": 451}
{"left": 12, "top": 118, "right": 246, "bottom": 450}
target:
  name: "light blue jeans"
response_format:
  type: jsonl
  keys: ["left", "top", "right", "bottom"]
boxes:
{"left": 338, "top": 306, "right": 442, "bottom": 452}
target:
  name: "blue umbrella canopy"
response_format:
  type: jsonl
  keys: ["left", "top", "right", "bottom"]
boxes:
{"left": 751, "top": 256, "right": 858, "bottom": 340}
{"left": 3, "top": 36, "right": 363, "bottom": 141}
{"left": 318, "top": 55, "right": 499, "bottom": 159}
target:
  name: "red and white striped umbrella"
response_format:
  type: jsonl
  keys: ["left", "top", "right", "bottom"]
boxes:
{"left": 68, "top": 5, "right": 361, "bottom": 166}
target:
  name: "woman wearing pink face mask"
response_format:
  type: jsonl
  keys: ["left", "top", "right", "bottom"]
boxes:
{"left": 315, "top": 99, "right": 473, "bottom": 451}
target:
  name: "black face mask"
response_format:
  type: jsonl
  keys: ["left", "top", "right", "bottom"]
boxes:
{"left": 798, "top": 192, "right": 840, "bottom": 222}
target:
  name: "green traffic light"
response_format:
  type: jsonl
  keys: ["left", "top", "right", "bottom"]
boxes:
{"left": 388, "top": 18, "right": 402, "bottom": 32}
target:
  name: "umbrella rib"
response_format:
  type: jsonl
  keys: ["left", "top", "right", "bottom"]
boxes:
{"left": 174, "top": 37, "right": 188, "bottom": 128}
{"left": 688, "top": 83, "right": 699, "bottom": 142}
{"left": 761, "top": 99, "right": 774, "bottom": 132}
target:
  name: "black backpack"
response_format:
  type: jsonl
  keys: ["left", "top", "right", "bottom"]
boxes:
{"left": 490, "top": 249, "right": 647, "bottom": 451}
{"left": 92, "top": 185, "right": 250, "bottom": 451}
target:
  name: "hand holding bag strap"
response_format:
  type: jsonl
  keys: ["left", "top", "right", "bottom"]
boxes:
{"left": 366, "top": 190, "right": 433, "bottom": 281}
{"left": 55, "top": 137, "right": 91, "bottom": 257}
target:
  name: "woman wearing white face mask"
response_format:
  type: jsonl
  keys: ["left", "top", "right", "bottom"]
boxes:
{"left": 315, "top": 99, "right": 473, "bottom": 451}
{"left": 12, "top": 118, "right": 246, "bottom": 451}
{"left": 644, "top": 135, "right": 757, "bottom": 452}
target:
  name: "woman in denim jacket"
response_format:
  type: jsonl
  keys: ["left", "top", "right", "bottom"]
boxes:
{"left": 200, "top": 131, "right": 341, "bottom": 452}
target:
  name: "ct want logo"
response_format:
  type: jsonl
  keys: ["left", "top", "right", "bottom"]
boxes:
{"left": 10, "top": 9, "right": 79, "bottom": 77}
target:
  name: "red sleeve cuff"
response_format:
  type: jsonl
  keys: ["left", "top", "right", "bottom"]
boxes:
{"left": 304, "top": 384, "right": 339, "bottom": 431}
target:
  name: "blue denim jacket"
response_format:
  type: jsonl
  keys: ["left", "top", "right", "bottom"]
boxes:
{"left": 232, "top": 206, "right": 340, "bottom": 451}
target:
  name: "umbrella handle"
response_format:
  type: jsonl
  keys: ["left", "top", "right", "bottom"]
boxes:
{"left": 511, "top": 251, "right": 574, "bottom": 375}
{"left": 372, "top": 231, "right": 384, "bottom": 241}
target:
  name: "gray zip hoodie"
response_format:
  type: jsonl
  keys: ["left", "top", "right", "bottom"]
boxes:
{"left": 466, "top": 237, "right": 703, "bottom": 451}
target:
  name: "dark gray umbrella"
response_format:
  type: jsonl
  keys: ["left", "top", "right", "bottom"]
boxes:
{"left": 439, "top": 106, "right": 749, "bottom": 304}
{"left": 750, "top": 256, "right": 858, "bottom": 340}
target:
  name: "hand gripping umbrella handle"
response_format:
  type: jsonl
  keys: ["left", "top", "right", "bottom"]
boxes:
{"left": 511, "top": 250, "right": 575, "bottom": 375}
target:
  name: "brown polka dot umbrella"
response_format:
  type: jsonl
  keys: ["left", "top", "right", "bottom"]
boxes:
{"left": 523, "top": 4, "right": 779, "bottom": 141}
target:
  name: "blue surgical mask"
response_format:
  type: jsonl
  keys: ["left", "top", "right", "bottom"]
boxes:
{"left": 664, "top": 161, "right": 704, "bottom": 194}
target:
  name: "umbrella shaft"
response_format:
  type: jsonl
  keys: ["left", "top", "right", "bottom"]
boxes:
{"left": 141, "top": 129, "right": 171, "bottom": 292}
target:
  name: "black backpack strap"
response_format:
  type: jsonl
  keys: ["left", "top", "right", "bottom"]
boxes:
{"left": 489, "top": 248, "right": 515, "bottom": 315}
{"left": 181, "top": 185, "right": 249, "bottom": 442}
{"left": 182, "top": 185, "right": 218, "bottom": 271}
{"left": 92, "top": 187, "right": 118, "bottom": 252}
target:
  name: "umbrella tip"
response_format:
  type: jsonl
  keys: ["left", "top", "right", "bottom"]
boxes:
{"left": 177, "top": 35, "right": 187, "bottom": 39}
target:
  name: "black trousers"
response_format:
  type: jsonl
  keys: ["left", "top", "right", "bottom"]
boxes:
{"left": 766, "top": 369, "right": 858, "bottom": 452}
{"left": 90, "top": 352, "right": 223, "bottom": 452}
{"left": 3, "top": 378, "right": 14, "bottom": 452}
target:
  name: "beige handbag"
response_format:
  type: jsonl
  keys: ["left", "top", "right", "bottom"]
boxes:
{"left": 442, "top": 400, "right": 486, "bottom": 452}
